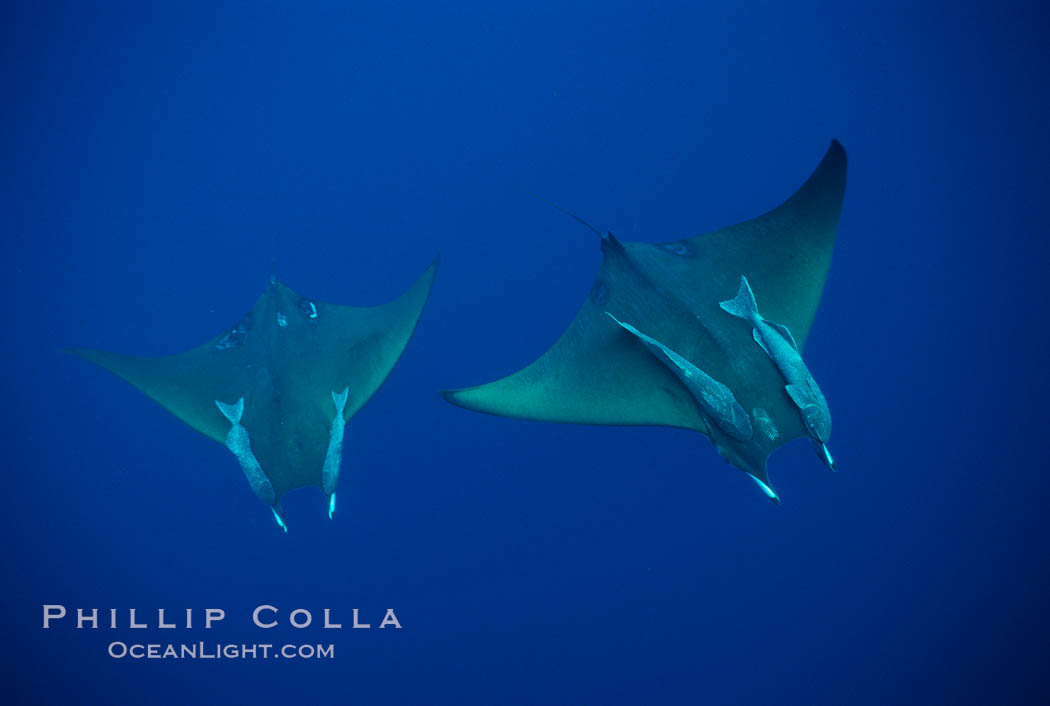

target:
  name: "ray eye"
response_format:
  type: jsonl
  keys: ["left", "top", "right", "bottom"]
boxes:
{"left": 590, "top": 281, "right": 609, "bottom": 306}
{"left": 660, "top": 241, "right": 692, "bottom": 257}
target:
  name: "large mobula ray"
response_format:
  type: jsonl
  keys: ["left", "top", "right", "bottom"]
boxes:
{"left": 71, "top": 257, "right": 439, "bottom": 530}
{"left": 442, "top": 141, "right": 847, "bottom": 501}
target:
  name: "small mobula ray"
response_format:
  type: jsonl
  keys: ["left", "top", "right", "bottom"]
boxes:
{"left": 442, "top": 141, "right": 847, "bottom": 502}
{"left": 71, "top": 257, "right": 439, "bottom": 530}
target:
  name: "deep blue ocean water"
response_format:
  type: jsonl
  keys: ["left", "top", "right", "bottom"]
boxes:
{"left": 4, "top": 2, "right": 1048, "bottom": 704}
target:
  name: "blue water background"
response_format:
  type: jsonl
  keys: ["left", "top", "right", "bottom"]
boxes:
{"left": 3, "top": 2, "right": 1048, "bottom": 704}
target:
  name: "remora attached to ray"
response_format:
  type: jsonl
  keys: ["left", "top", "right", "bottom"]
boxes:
{"left": 70, "top": 257, "right": 439, "bottom": 529}
{"left": 719, "top": 274, "right": 835, "bottom": 470}
{"left": 441, "top": 141, "right": 847, "bottom": 501}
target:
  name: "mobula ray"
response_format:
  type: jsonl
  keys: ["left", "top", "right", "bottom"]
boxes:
{"left": 443, "top": 142, "right": 847, "bottom": 501}
{"left": 72, "top": 257, "right": 439, "bottom": 530}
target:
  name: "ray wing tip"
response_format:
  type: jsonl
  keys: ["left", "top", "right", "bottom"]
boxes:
{"left": 64, "top": 347, "right": 96, "bottom": 361}
{"left": 419, "top": 253, "right": 441, "bottom": 284}
{"left": 827, "top": 138, "right": 847, "bottom": 164}
{"left": 439, "top": 387, "right": 489, "bottom": 414}
{"left": 439, "top": 388, "right": 464, "bottom": 405}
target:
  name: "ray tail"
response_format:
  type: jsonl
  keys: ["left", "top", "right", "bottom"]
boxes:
{"left": 528, "top": 193, "right": 605, "bottom": 237}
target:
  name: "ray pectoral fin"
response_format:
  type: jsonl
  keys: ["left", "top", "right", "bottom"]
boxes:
{"left": 322, "top": 387, "right": 350, "bottom": 502}
{"left": 68, "top": 347, "right": 232, "bottom": 444}
{"left": 329, "top": 257, "right": 439, "bottom": 421}
{"left": 441, "top": 290, "right": 705, "bottom": 430}
{"left": 688, "top": 141, "right": 846, "bottom": 353}
{"left": 214, "top": 398, "right": 278, "bottom": 510}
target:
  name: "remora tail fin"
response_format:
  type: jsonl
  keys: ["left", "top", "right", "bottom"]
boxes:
{"left": 719, "top": 275, "right": 759, "bottom": 321}
{"left": 215, "top": 398, "right": 244, "bottom": 424}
